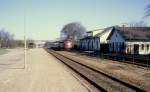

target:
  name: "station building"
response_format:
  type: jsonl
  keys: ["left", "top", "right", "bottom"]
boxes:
{"left": 107, "top": 27, "right": 150, "bottom": 55}
{"left": 79, "top": 26, "right": 150, "bottom": 55}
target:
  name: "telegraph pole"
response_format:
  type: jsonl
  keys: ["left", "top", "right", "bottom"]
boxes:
{"left": 121, "top": 23, "right": 128, "bottom": 61}
{"left": 24, "top": 8, "right": 27, "bottom": 69}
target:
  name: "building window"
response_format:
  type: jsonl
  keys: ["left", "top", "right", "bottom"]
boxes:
{"left": 141, "top": 44, "right": 144, "bottom": 50}
{"left": 147, "top": 44, "right": 149, "bottom": 50}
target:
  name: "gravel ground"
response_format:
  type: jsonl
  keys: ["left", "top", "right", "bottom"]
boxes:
{"left": 0, "top": 49, "right": 9, "bottom": 55}
{"left": 0, "top": 48, "right": 89, "bottom": 92}
{"left": 52, "top": 52, "right": 134, "bottom": 92}
{"left": 57, "top": 51, "right": 150, "bottom": 92}
{"left": 0, "top": 48, "right": 24, "bottom": 69}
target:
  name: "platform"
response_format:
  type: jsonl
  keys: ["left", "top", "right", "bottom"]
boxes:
{"left": 0, "top": 48, "right": 88, "bottom": 92}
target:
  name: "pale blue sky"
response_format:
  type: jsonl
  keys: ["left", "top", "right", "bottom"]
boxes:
{"left": 0, "top": 0, "right": 149, "bottom": 40}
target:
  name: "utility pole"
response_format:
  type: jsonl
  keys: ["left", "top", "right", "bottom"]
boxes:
{"left": 24, "top": 8, "right": 27, "bottom": 69}
{"left": 129, "top": 24, "right": 134, "bottom": 63}
{"left": 121, "top": 23, "right": 128, "bottom": 61}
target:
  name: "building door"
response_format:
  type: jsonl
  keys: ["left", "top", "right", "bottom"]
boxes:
{"left": 134, "top": 44, "right": 139, "bottom": 54}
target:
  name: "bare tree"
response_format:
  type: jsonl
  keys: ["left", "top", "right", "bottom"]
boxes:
{"left": 128, "top": 21, "right": 147, "bottom": 27}
{"left": 144, "top": 4, "right": 150, "bottom": 17}
{"left": 60, "top": 22, "right": 87, "bottom": 41}
{"left": 0, "top": 28, "right": 15, "bottom": 48}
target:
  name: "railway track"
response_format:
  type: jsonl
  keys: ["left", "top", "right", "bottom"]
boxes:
{"left": 101, "top": 54, "right": 150, "bottom": 68}
{"left": 74, "top": 51, "right": 150, "bottom": 68}
{"left": 46, "top": 49, "right": 146, "bottom": 92}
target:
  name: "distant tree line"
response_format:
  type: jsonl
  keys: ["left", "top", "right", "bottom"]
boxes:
{"left": 0, "top": 29, "right": 14, "bottom": 48}
{"left": 128, "top": 21, "right": 147, "bottom": 27}
{"left": 0, "top": 28, "right": 24, "bottom": 48}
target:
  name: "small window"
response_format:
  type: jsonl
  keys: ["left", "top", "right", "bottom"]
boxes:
{"left": 147, "top": 44, "right": 149, "bottom": 50}
{"left": 141, "top": 44, "right": 144, "bottom": 50}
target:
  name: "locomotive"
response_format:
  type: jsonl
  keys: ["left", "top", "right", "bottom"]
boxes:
{"left": 64, "top": 39, "right": 74, "bottom": 50}
{"left": 50, "top": 39, "right": 75, "bottom": 50}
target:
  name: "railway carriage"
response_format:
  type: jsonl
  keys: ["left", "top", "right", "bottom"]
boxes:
{"left": 50, "top": 41, "right": 61, "bottom": 50}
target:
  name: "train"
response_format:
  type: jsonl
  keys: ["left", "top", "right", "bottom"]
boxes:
{"left": 47, "top": 39, "right": 75, "bottom": 50}
{"left": 47, "top": 38, "right": 100, "bottom": 51}
{"left": 64, "top": 39, "right": 74, "bottom": 50}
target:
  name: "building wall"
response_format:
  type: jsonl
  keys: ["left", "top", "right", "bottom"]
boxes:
{"left": 79, "top": 37, "right": 100, "bottom": 51}
{"left": 93, "top": 30, "right": 103, "bottom": 36}
{"left": 93, "top": 38, "right": 100, "bottom": 51}
{"left": 108, "top": 30, "right": 150, "bottom": 55}
{"left": 91, "top": 37, "right": 100, "bottom": 51}
{"left": 86, "top": 32, "right": 93, "bottom": 37}
{"left": 125, "top": 42, "right": 150, "bottom": 55}
{"left": 80, "top": 39, "right": 88, "bottom": 50}
{"left": 99, "top": 29, "right": 112, "bottom": 43}
{"left": 86, "top": 29, "right": 104, "bottom": 37}
{"left": 108, "top": 30, "right": 125, "bottom": 53}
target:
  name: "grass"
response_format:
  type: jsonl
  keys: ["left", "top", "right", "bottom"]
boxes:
{"left": 0, "top": 49, "right": 9, "bottom": 55}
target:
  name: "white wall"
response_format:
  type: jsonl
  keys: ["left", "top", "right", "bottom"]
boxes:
{"left": 93, "top": 29, "right": 103, "bottom": 36}
{"left": 108, "top": 30, "right": 150, "bottom": 55}
{"left": 125, "top": 42, "right": 150, "bottom": 55}
{"left": 86, "top": 32, "right": 93, "bottom": 37}
{"left": 99, "top": 29, "right": 112, "bottom": 43}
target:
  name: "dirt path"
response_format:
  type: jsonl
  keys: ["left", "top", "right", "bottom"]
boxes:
{"left": 0, "top": 48, "right": 88, "bottom": 92}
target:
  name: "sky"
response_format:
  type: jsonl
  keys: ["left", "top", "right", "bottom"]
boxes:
{"left": 0, "top": 0, "right": 149, "bottom": 40}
